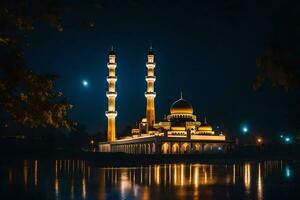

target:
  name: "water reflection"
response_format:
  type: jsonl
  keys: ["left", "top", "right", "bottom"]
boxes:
{"left": 244, "top": 163, "right": 251, "bottom": 194}
{"left": 0, "top": 160, "right": 298, "bottom": 200}
{"left": 34, "top": 160, "right": 38, "bottom": 186}
{"left": 233, "top": 164, "right": 236, "bottom": 184}
{"left": 55, "top": 160, "right": 59, "bottom": 199}
{"left": 82, "top": 176, "right": 86, "bottom": 199}
{"left": 23, "top": 160, "right": 28, "bottom": 187}
{"left": 257, "top": 162, "right": 263, "bottom": 200}
{"left": 285, "top": 165, "right": 292, "bottom": 178}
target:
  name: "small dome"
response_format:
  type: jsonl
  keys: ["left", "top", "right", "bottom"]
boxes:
{"left": 199, "top": 118, "right": 213, "bottom": 131}
{"left": 199, "top": 124, "right": 213, "bottom": 131}
{"left": 170, "top": 98, "right": 193, "bottom": 114}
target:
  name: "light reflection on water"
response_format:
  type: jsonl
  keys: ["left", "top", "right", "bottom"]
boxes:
{"left": 0, "top": 160, "right": 299, "bottom": 200}
{"left": 244, "top": 163, "right": 251, "bottom": 195}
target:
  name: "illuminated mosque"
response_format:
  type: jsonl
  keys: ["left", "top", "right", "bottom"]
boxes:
{"left": 99, "top": 47, "right": 235, "bottom": 154}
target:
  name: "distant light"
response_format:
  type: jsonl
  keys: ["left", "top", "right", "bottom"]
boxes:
{"left": 242, "top": 126, "right": 248, "bottom": 134}
{"left": 82, "top": 80, "right": 88, "bottom": 86}
{"left": 280, "top": 134, "right": 284, "bottom": 138}
{"left": 285, "top": 137, "right": 291, "bottom": 143}
{"left": 285, "top": 166, "right": 292, "bottom": 178}
{"left": 90, "top": 140, "right": 94, "bottom": 145}
{"left": 257, "top": 137, "right": 263, "bottom": 144}
{"left": 218, "top": 147, "right": 222, "bottom": 151}
{"left": 286, "top": 168, "right": 290, "bottom": 177}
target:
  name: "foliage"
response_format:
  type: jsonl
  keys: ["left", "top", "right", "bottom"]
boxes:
{"left": 0, "top": 69, "right": 75, "bottom": 128}
{"left": 0, "top": 0, "right": 75, "bottom": 128}
{"left": 254, "top": 42, "right": 300, "bottom": 91}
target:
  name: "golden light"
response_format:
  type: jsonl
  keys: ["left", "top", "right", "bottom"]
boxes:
{"left": 90, "top": 140, "right": 95, "bottom": 145}
{"left": 193, "top": 165, "right": 199, "bottom": 187}
{"left": 180, "top": 164, "right": 184, "bottom": 186}
{"left": 257, "top": 137, "right": 263, "bottom": 144}
{"left": 82, "top": 176, "right": 86, "bottom": 199}
{"left": 244, "top": 163, "right": 251, "bottom": 193}
{"left": 257, "top": 162, "right": 263, "bottom": 200}
{"left": 154, "top": 165, "right": 160, "bottom": 185}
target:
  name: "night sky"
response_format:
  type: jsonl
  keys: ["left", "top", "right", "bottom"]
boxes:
{"left": 24, "top": 0, "right": 300, "bottom": 137}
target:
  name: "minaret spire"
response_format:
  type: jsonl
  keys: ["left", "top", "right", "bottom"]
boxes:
{"left": 180, "top": 91, "right": 183, "bottom": 99}
{"left": 145, "top": 46, "right": 156, "bottom": 128}
{"left": 105, "top": 48, "right": 117, "bottom": 142}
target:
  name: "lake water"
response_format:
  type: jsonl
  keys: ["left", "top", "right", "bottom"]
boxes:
{"left": 0, "top": 159, "right": 299, "bottom": 200}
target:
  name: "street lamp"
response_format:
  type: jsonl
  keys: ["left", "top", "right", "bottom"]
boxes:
{"left": 280, "top": 134, "right": 284, "bottom": 138}
{"left": 284, "top": 137, "right": 291, "bottom": 143}
{"left": 256, "top": 137, "right": 263, "bottom": 145}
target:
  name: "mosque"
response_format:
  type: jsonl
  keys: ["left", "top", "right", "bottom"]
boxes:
{"left": 99, "top": 48, "right": 235, "bottom": 154}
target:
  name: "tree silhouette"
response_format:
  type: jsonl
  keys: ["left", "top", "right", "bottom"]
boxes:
{"left": 254, "top": 42, "right": 300, "bottom": 91}
{"left": 0, "top": 0, "right": 75, "bottom": 128}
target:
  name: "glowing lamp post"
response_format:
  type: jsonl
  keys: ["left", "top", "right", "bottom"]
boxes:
{"left": 284, "top": 137, "right": 291, "bottom": 144}
{"left": 90, "top": 140, "right": 95, "bottom": 152}
{"left": 256, "top": 137, "right": 263, "bottom": 145}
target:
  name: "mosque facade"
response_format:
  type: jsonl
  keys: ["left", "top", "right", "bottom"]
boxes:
{"left": 99, "top": 48, "right": 235, "bottom": 154}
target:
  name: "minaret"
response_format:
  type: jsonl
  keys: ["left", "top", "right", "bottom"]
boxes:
{"left": 105, "top": 47, "right": 117, "bottom": 142}
{"left": 145, "top": 46, "right": 156, "bottom": 128}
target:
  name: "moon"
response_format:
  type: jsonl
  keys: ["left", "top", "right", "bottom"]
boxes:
{"left": 82, "top": 80, "right": 88, "bottom": 87}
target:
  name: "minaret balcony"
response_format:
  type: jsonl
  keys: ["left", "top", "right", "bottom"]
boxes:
{"left": 106, "top": 92, "right": 117, "bottom": 98}
{"left": 146, "top": 63, "right": 156, "bottom": 68}
{"left": 107, "top": 63, "right": 117, "bottom": 69}
{"left": 105, "top": 111, "right": 118, "bottom": 117}
{"left": 106, "top": 76, "right": 117, "bottom": 82}
{"left": 145, "top": 76, "right": 156, "bottom": 82}
{"left": 145, "top": 92, "right": 156, "bottom": 98}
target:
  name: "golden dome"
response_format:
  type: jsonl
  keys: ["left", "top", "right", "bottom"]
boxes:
{"left": 170, "top": 98, "right": 193, "bottom": 114}
{"left": 199, "top": 117, "right": 213, "bottom": 131}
